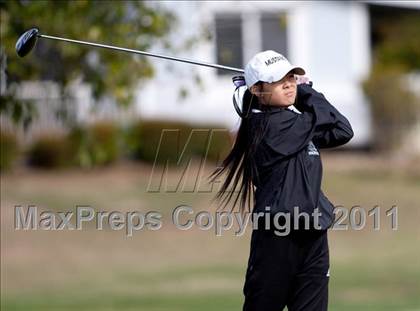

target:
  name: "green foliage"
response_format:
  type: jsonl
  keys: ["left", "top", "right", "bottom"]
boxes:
{"left": 27, "top": 133, "right": 75, "bottom": 169}
{"left": 0, "top": 129, "right": 19, "bottom": 171}
{"left": 362, "top": 68, "right": 419, "bottom": 151}
{"left": 0, "top": 0, "right": 177, "bottom": 123}
{"left": 0, "top": 92, "right": 37, "bottom": 129}
{"left": 15, "top": 119, "right": 233, "bottom": 170}
{"left": 371, "top": 14, "right": 420, "bottom": 71}
{"left": 70, "top": 120, "right": 121, "bottom": 168}
{"left": 204, "top": 127, "right": 233, "bottom": 163}
{"left": 363, "top": 11, "right": 420, "bottom": 151}
{"left": 126, "top": 119, "right": 190, "bottom": 163}
{"left": 125, "top": 119, "right": 232, "bottom": 165}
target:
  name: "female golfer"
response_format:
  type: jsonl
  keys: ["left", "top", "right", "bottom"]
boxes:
{"left": 209, "top": 50, "right": 353, "bottom": 310}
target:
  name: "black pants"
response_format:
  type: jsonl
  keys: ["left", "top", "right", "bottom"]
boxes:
{"left": 242, "top": 227, "right": 330, "bottom": 311}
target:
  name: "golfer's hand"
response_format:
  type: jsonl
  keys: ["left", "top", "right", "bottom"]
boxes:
{"left": 296, "top": 75, "right": 313, "bottom": 87}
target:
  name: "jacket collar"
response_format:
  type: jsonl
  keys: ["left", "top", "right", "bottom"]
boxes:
{"left": 251, "top": 104, "right": 299, "bottom": 115}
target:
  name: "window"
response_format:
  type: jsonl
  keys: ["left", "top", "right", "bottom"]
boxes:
{"left": 261, "top": 12, "right": 288, "bottom": 57}
{"left": 214, "top": 14, "right": 243, "bottom": 76}
{"left": 213, "top": 11, "right": 289, "bottom": 75}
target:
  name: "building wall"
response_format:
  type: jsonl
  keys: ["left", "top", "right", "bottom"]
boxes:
{"left": 9, "top": 2, "right": 417, "bottom": 148}
{"left": 136, "top": 1, "right": 375, "bottom": 147}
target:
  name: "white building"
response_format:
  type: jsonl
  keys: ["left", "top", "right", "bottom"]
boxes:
{"left": 134, "top": 0, "right": 420, "bottom": 148}
{"left": 7, "top": 1, "right": 419, "bottom": 149}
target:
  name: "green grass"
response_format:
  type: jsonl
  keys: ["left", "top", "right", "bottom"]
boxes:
{"left": 3, "top": 264, "right": 245, "bottom": 311}
{"left": 2, "top": 160, "right": 420, "bottom": 310}
{"left": 3, "top": 293, "right": 241, "bottom": 311}
{"left": 3, "top": 264, "right": 419, "bottom": 311}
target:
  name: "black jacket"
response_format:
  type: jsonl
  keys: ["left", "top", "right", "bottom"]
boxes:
{"left": 250, "top": 83, "right": 354, "bottom": 230}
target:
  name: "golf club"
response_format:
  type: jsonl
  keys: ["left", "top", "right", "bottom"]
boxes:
{"left": 15, "top": 27, "right": 245, "bottom": 73}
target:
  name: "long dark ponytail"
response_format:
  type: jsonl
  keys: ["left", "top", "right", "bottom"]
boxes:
{"left": 208, "top": 84, "right": 270, "bottom": 215}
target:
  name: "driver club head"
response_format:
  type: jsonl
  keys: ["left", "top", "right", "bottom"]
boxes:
{"left": 16, "top": 28, "right": 39, "bottom": 57}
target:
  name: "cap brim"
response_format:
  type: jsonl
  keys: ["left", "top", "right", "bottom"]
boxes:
{"left": 289, "top": 66, "right": 305, "bottom": 76}
{"left": 273, "top": 66, "right": 306, "bottom": 83}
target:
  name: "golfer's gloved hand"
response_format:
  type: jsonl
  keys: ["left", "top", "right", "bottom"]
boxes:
{"left": 295, "top": 80, "right": 319, "bottom": 113}
{"left": 295, "top": 76, "right": 313, "bottom": 112}
{"left": 296, "top": 75, "right": 313, "bottom": 87}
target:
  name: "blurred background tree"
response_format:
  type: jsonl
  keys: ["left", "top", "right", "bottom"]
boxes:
{"left": 363, "top": 10, "right": 420, "bottom": 152}
{"left": 0, "top": 0, "right": 177, "bottom": 125}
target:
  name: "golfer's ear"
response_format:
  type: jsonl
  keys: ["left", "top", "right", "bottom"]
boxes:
{"left": 249, "top": 85, "right": 257, "bottom": 95}
{"left": 249, "top": 83, "right": 262, "bottom": 96}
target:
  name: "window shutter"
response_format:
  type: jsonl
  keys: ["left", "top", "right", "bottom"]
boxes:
{"left": 261, "top": 12, "right": 288, "bottom": 57}
{"left": 215, "top": 14, "right": 243, "bottom": 75}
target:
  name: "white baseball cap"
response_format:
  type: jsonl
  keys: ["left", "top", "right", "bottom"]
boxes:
{"left": 244, "top": 50, "right": 305, "bottom": 88}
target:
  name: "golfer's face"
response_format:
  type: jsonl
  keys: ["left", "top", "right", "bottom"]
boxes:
{"left": 261, "top": 72, "right": 297, "bottom": 107}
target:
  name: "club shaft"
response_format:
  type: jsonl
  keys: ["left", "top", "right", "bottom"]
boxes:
{"left": 38, "top": 34, "right": 245, "bottom": 73}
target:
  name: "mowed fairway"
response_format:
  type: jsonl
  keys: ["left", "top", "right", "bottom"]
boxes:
{"left": 1, "top": 154, "right": 420, "bottom": 311}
